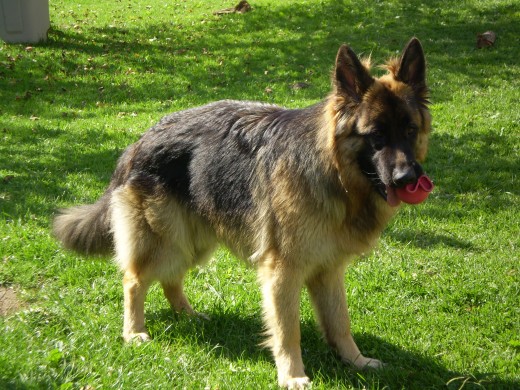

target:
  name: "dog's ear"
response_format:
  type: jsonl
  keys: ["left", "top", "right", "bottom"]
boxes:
{"left": 334, "top": 45, "right": 373, "bottom": 103}
{"left": 397, "top": 38, "right": 426, "bottom": 90}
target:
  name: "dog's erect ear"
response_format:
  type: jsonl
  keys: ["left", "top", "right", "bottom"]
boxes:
{"left": 397, "top": 38, "right": 426, "bottom": 89}
{"left": 334, "top": 44, "right": 374, "bottom": 103}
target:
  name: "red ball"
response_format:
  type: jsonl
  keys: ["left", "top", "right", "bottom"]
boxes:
{"left": 396, "top": 175, "right": 434, "bottom": 204}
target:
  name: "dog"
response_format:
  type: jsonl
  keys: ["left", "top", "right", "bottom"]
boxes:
{"left": 53, "top": 38, "right": 431, "bottom": 388}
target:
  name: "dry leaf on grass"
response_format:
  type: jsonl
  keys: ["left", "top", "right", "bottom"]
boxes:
{"left": 477, "top": 31, "right": 496, "bottom": 48}
{"left": 214, "top": 1, "right": 252, "bottom": 15}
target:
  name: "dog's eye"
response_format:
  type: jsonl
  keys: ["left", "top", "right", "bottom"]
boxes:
{"left": 407, "top": 125, "right": 419, "bottom": 137}
{"left": 370, "top": 132, "right": 386, "bottom": 150}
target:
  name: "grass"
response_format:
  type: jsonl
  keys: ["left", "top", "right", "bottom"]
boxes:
{"left": 0, "top": 0, "right": 518, "bottom": 388}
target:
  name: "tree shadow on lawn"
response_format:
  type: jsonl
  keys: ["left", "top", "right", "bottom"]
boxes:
{"left": 0, "top": 122, "right": 121, "bottom": 221}
{"left": 427, "top": 132, "right": 519, "bottom": 197}
{"left": 2, "top": 0, "right": 518, "bottom": 117}
{"left": 149, "top": 308, "right": 518, "bottom": 389}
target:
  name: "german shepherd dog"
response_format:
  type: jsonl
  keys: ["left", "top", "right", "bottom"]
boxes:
{"left": 54, "top": 38, "right": 431, "bottom": 388}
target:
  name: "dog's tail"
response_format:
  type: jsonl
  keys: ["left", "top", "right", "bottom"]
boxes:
{"left": 53, "top": 191, "right": 113, "bottom": 256}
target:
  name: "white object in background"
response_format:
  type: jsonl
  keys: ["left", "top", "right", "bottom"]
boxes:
{"left": 0, "top": 0, "right": 50, "bottom": 43}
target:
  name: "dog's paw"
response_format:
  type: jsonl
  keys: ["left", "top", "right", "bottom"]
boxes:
{"left": 123, "top": 332, "right": 151, "bottom": 343}
{"left": 351, "top": 355, "right": 385, "bottom": 370}
{"left": 194, "top": 311, "right": 211, "bottom": 321}
{"left": 362, "top": 358, "right": 385, "bottom": 369}
{"left": 176, "top": 309, "right": 211, "bottom": 322}
{"left": 281, "top": 376, "right": 311, "bottom": 389}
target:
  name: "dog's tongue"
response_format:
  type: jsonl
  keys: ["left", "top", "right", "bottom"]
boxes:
{"left": 386, "top": 186, "right": 402, "bottom": 207}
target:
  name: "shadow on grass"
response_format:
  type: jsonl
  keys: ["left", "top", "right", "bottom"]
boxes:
{"left": 0, "top": 122, "right": 120, "bottom": 221}
{"left": 1, "top": 0, "right": 518, "bottom": 114}
{"left": 388, "top": 229, "right": 474, "bottom": 250}
{"left": 385, "top": 127, "right": 518, "bottom": 249}
{"left": 148, "top": 308, "right": 518, "bottom": 389}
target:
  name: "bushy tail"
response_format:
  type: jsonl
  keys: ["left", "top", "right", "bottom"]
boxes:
{"left": 53, "top": 192, "right": 113, "bottom": 256}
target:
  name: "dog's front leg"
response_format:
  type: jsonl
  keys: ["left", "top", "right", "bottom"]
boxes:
{"left": 307, "top": 267, "right": 384, "bottom": 369}
{"left": 258, "top": 261, "right": 310, "bottom": 389}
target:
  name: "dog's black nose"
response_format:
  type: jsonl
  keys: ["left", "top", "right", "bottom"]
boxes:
{"left": 393, "top": 168, "right": 417, "bottom": 187}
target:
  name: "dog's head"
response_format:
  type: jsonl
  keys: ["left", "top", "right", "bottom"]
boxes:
{"left": 330, "top": 38, "right": 431, "bottom": 207}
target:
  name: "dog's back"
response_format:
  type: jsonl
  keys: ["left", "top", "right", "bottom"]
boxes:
{"left": 55, "top": 99, "right": 341, "bottom": 260}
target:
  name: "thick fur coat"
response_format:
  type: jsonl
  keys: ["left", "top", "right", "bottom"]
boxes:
{"left": 54, "top": 38, "right": 431, "bottom": 388}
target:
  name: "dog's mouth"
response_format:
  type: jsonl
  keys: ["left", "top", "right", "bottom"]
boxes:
{"left": 361, "top": 169, "right": 401, "bottom": 207}
{"left": 374, "top": 172, "right": 434, "bottom": 207}
{"left": 358, "top": 152, "right": 424, "bottom": 208}
{"left": 375, "top": 182, "right": 402, "bottom": 207}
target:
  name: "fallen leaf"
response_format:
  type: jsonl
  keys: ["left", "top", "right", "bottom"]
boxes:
{"left": 290, "top": 82, "right": 310, "bottom": 90}
{"left": 214, "top": 0, "right": 252, "bottom": 15}
{"left": 477, "top": 31, "right": 496, "bottom": 48}
{"left": 2, "top": 175, "right": 14, "bottom": 184}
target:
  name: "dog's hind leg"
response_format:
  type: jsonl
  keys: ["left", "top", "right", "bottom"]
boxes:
{"left": 258, "top": 257, "right": 310, "bottom": 389}
{"left": 112, "top": 185, "right": 163, "bottom": 342}
{"left": 161, "top": 278, "right": 210, "bottom": 321}
{"left": 160, "top": 241, "right": 216, "bottom": 319}
{"left": 306, "top": 266, "right": 384, "bottom": 370}
{"left": 161, "top": 278, "right": 194, "bottom": 314}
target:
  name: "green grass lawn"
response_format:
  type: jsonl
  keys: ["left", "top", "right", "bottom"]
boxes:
{"left": 1, "top": 0, "right": 519, "bottom": 388}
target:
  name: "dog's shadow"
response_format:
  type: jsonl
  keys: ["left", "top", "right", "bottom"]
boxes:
{"left": 148, "top": 309, "right": 518, "bottom": 389}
